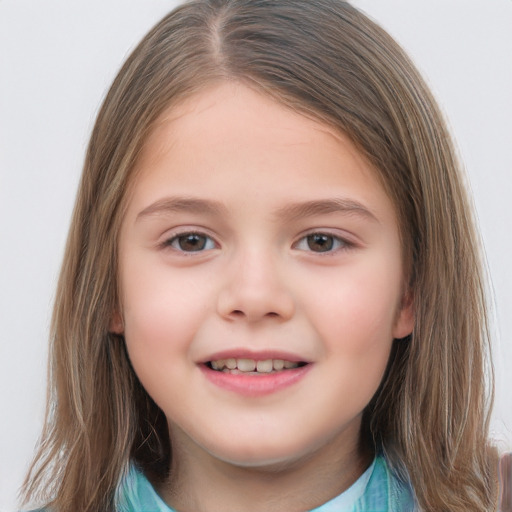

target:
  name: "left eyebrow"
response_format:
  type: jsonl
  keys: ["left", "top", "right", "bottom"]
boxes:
{"left": 274, "top": 198, "right": 380, "bottom": 223}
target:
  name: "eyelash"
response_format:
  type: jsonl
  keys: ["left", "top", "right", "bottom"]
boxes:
{"left": 293, "top": 232, "right": 354, "bottom": 254}
{"left": 161, "top": 231, "right": 217, "bottom": 253}
{"left": 161, "top": 230, "right": 354, "bottom": 255}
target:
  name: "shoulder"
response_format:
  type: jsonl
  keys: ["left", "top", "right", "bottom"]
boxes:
{"left": 363, "top": 454, "right": 417, "bottom": 511}
{"left": 311, "top": 454, "right": 417, "bottom": 512}
{"left": 116, "top": 464, "right": 175, "bottom": 512}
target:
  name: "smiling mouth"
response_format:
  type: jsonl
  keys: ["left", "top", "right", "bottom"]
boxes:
{"left": 207, "top": 358, "right": 307, "bottom": 374}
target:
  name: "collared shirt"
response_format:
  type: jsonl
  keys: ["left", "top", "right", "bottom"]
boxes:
{"left": 117, "top": 455, "right": 416, "bottom": 511}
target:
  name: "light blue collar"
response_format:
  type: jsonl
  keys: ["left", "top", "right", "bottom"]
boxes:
{"left": 117, "top": 455, "right": 416, "bottom": 511}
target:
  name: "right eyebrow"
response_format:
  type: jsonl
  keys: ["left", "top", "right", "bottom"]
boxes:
{"left": 136, "top": 196, "right": 228, "bottom": 221}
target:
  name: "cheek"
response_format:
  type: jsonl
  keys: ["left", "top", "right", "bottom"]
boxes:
{"left": 118, "top": 260, "right": 206, "bottom": 413}
{"left": 299, "top": 256, "right": 401, "bottom": 400}
{"left": 119, "top": 255, "right": 208, "bottom": 364}
{"left": 310, "top": 267, "right": 401, "bottom": 349}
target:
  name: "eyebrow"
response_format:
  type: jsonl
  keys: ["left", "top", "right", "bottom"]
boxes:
{"left": 275, "top": 198, "right": 380, "bottom": 223}
{"left": 136, "top": 196, "right": 379, "bottom": 223}
{"left": 136, "top": 197, "right": 228, "bottom": 221}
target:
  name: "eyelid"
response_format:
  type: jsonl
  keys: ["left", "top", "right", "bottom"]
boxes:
{"left": 292, "top": 229, "right": 357, "bottom": 253}
{"left": 159, "top": 226, "right": 220, "bottom": 253}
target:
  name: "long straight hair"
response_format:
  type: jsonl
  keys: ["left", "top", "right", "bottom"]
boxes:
{"left": 22, "top": 1, "right": 498, "bottom": 510}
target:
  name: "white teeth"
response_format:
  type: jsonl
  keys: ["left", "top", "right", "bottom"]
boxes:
{"left": 226, "top": 358, "right": 237, "bottom": 369}
{"left": 256, "top": 359, "right": 273, "bottom": 373}
{"left": 237, "top": 358, "right": 256, "bottom": 371}
{"left": 273, "top": 359, "right": 284, "bottom": 371}
{"left": 209, "top": 358, "right": 302, "bottom": 372}
{"left": 211, "top": 360, "right": 223, "bottom": 370}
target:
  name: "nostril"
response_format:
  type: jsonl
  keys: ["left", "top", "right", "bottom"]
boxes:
{"left": 229, "top": 310, "right": 281, "bottom": 319}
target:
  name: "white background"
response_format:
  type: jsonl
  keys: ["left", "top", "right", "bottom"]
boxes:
{"left": 1, "top": 1, "right": 511, "bottom": 510}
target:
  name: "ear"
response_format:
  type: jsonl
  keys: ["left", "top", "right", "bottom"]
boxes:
{"left": 109, "top": 310, "right": 124, "bottom": 334}
{"left": 392, "top": 289, "right": 414, "bottom": 339}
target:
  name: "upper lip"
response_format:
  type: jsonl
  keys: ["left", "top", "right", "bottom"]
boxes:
{"left": 199, "top": 349, "right": 311, "bottom": 364}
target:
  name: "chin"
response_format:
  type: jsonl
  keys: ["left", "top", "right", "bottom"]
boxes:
{"left": 203, "top": 435, "right": 323, "bottom": 471}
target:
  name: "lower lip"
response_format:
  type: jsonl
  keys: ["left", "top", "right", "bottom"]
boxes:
{"left": 200, "top": 364, "right": 312, "bottom": 397}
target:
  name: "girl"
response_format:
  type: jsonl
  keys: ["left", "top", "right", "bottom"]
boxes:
{"left": 20, "top": 0, "right": 504, "bottom": 510}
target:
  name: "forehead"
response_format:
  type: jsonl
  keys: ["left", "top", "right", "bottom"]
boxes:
{"left": 127, "top": 82, "right": 396, "bottom": 226}
{"left": 136, "top": 82, "right": 375, "bottom": 178}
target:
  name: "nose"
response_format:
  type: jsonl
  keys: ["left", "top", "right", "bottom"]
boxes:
{"left": 216, "top": 249, "right": 295, "bottom": 323}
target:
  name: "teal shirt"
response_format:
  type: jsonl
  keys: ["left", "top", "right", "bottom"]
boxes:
{"left": 117, "top": 455, "right": 416, "bottom": 511}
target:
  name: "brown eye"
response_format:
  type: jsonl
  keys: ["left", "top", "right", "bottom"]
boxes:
{"left": 167, "top": 233, "right": 215, "bottom": 252}
{"left": 306, "top": 234, "right": 334, "bottom": 252}
{"left": 294, "top": 232, "right": 351, "bottom": 253}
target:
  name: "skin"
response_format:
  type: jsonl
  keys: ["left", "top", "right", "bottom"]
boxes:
{"left": 114, "top": 82, "right": 414, "bottom": 512}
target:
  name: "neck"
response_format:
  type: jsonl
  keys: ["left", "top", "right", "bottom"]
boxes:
{"left": 157, "top": 425, "right": 373, "bottom": 512}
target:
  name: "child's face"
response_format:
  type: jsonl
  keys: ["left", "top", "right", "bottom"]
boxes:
{"left": 116, "top": 83, "right": 413, "bottom": 470}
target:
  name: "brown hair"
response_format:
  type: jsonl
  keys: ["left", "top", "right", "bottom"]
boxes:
{"left": 22, "top": 1, "right": 498, "bottom": 510}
